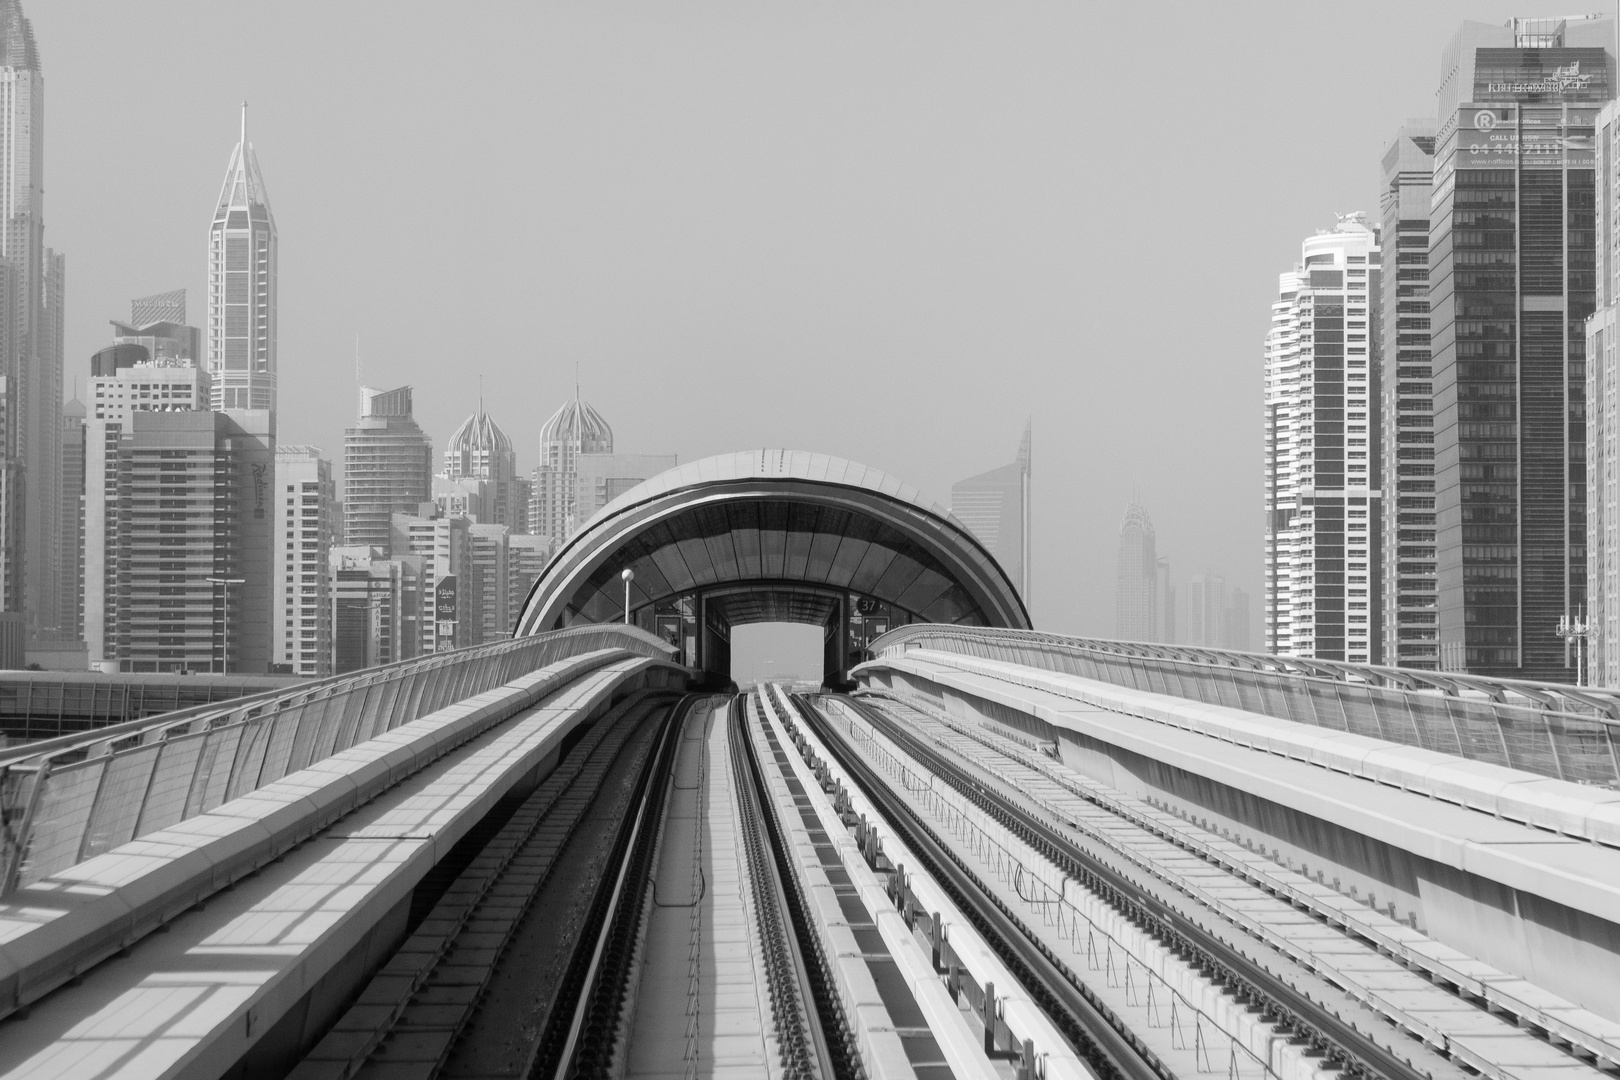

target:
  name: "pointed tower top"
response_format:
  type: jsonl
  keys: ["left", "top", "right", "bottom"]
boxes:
{"left": 213, "top": 104, "right": 275, "bottom": 229}
{"left": 1016, "top": 417, "right": 1031, "bottom": 475}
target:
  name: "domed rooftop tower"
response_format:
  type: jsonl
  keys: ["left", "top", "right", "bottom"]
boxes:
{"left": 531, "top": 396, "right": 614, "bottom": 544}
{"left": 538, "top": 398, "right": 613, "bottom": 471}
{"left": 445, "top": 403, "right": 517, "bottom": 482}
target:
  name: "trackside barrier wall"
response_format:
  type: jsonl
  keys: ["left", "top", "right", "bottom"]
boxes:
{"left": 868, "top": 626, "right": 1620, "bottom": 789}
{"left": 0, "top": 625, "right": 678, "bottom": 893}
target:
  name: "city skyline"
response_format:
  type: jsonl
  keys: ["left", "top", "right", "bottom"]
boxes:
{"left": 17, "top": 1, "right": 1580, "bottom": 650}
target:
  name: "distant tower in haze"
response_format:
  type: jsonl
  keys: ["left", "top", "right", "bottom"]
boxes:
{"left": 950, "top": 421, "right": 1032, "bottom": 608}
{"left": 529, "top": 397, "right": 613, "bottom": 544}
{"left": 207, "top": 106, "right": 277, "bottom": 412}
{"left": 1115, "top": 503, "right": 1158, "bottom": 641}
{"left": 344, "top": 386, "right": 433, "bottom": 550}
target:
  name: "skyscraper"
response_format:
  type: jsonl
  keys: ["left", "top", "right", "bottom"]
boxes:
{"left": 207, "top": 108, "right": 277, "bottom": 412}
{"left": 0, "top": 3, "right": 65, "bottom": 645}
{"left": 1379, "top": 121, "right": 1438, "bottom": 669}
{"left": 949, "top": 421, "right": 1032, "bottom": 607}
{"left": 57, "top": 395, "right": 83, "bottom": 644}
{"left": 529, "top": 397, "right": 613, "bottom": 544}
{"left": 1265, "top": 214, "right": 1383, "bottom": 662}
{"left": 1429, "top": 17, "right": 1614, "bottom": 679}
{"left": 1114, "top": 503, "right": 1158, "bottom": 641}
{"left": 343, "top": 385, "right": 433, "bottom": 550}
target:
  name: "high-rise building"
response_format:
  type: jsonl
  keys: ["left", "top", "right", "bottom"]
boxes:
{"left": 0, "top": 375, "right": 16, "bottom": 667}
{"left": 440, "top": 404, "right": 528, "bottom": 531}
{"left": 391, "top": 509, "right": 472, "bottom": 654}
{"left": 949, "top": 421, "right": 1032, "bottom": 607}
{"left": 574, "top": 451, "right": 677, "bottom": 530}
{"left": 0, "top": 4, "right": 65, "bottom": 644}
{"left": 1156, "top": 555, "right": 1175, "bottom": 644}
{"left": 1429, "top": 17, "right": 1614, "bottom": 679}
{"left": 530, "top": 397, "right": 613, "bottom": 543}
{"left": 468, "top": 522, "right": 510, "bottom": 644}
{"left": 57, "top": 396, "right": 84, "bottom": 644}
{"left": 1585, "top": 92, "right": 1620, "bottom": 685}
{"left": 1186, "top": 573, "right": 1225, "bottom": 648}
{"left": 274, "top": 447, "right": 334, "bottom": 677}
{"left": 1379, "top": 121, "right": 1439, "bottom": 669}
{"left": 508, "top": 533, "right": 551, "bottom": 634}
{"left": 1114, "top": 503, "right": 1158, "bottom": 641}
{"left": 112, "top": 289, "right": 202, "bottom": 367}
{"left": 329, "top": 545, "right": 420, "bottom": 674}
{"left": 207, "top": 108, "right": 277, "bottom": 412}
{"left": 84, "top": 410, "right": 274, "bottom": 673}
{"left": 344, "top": 385, "right": 433, "bottom": 550}
{"left": 1265, "top": 214, "right": 1383, "bottom": 662}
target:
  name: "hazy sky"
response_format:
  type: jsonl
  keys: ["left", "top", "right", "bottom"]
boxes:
{"left": 36, "top": 1, "right": 1546, "bottom": 640}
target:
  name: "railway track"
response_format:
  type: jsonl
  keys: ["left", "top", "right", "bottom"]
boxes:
{"left": 795, "top": 686, "right": 1616, "bottom": 1080}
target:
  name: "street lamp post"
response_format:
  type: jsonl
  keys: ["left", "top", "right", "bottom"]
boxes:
{"left": 206, "top": 576, "right": 246, "bottom": 674}
{"left": 1555, "top": 607, "right": 1592, "bottom": 686}
{"left": 621, "top": 567, "right": 635, "bottom": 625}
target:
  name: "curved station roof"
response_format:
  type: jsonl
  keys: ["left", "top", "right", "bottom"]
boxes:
{"left": 514, "top": 449, "right": 1031, "bottom": 636}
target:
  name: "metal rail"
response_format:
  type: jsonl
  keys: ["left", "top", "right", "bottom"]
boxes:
{"left": 730, "top": 694, "right": 858, "bottom": 1080}
{"left": 824, "top": 692, "right": 1432, "bottom": 1080}
{"left": 289, "top": 691, "right": 679, "bottom": 1080}
{"left": 781, "top": 691, "right": 1167, "bottom": 1080}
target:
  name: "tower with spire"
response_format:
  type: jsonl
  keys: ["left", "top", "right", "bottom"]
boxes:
{"left": 207, "top": 104, "right": 277, "bottom": 412}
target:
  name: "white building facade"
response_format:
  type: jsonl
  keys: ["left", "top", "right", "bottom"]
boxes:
{"left": 274, "top": 447, "right": 334, "bottom": 677}
{"left": 1265, "top": 214, "right": 1383, "bottom": 662}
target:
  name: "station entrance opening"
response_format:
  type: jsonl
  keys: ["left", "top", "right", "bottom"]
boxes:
{"left": 514, "top": 450, "right": 1030, "bottom": 687}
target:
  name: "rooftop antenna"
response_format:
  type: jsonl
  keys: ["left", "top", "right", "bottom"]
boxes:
{"left": 240, "top": 101, "right": 247, "bottom": 149}
{"left": 575, "top": 361, "right": 580, "bottom": 403}
{"left": 355, "top": 333, "right": 362, "bottom": 386}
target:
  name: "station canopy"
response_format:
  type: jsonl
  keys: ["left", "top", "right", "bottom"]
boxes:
{"left": 514, "top": 450, "right": 1030, "bottom": 636}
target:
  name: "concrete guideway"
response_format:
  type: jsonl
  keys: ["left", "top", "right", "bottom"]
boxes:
{"left": 0, "top": 654, "right": 685, "bottom": 1080}
{"left": 842, "top": 691, "right": 1606, "bottom": 1080}
{"left": 858, "top": 649, "right": 1620, "bottom": 1028}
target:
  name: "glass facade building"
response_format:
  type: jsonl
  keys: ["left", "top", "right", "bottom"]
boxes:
{"left": 343, "top": 385, "right": 433, "bottom": 551}
{"left": 1380, "top": 121, "right": 1439, "bottom": 667}
{"left": 1114, "top": 502, "right": 1159, "bottom": 641}
{"left": 1430, "top": 17, "right": 1614, "bottom": 679}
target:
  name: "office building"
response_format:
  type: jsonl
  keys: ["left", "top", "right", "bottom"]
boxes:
{"left": 1155, "top": 556, "right": 1175, "bottom": 644}
{"left": 439, "top": 404, "right": 529, "bottom": 531}
{"left": 207, "top": 108, "right": 277, "bottom": 412}
{"left": 1586, "top": 94, "right": 1620, "bottom": 685}
{"left": 508, "top": 533, "right": 551, "bottom": 633}
{"left": 391, "top": 509, "right": 472, "bottom": 654}
{"left": 85, "top": 410, "right": 274, "bottom": 673}
{"left": 0, "top": 376, "right": 16, "bottom": 667}
{"left": 1430, "top": 17, "right": 1614, "bottom": 679}
{"left": 530, "top": 397, "right": 613, "bottom": 543}
{"left": 330, "top": 546, "right": 420, "bottom": 674}
{"left": 1114, "top": 502, "right": 1159, "bottom": 641}
{"left": 1265, "top": 214, "right": 1383, "bottom": 662}
{"left": 88, "top": 343, "right": 211, "bottom": 422}
{"left": 949, "top": 421, "right": 1032, "bottom": 607}
{"left": 56, "top": 396, "right": 84, "bottom": 645}
{"left": 112, "top": 289, "right": 202, "bottom": 367}
{"left": 468, "top": 522, "right": 510, "bottom": 644}
{"left": 0, "top": 4, "right": 67, "bottom": 644}
{"left": 575, "top": 451, "right": 677, "bottom": 529}
{"left": 344, "top": 385, "right": 433, "bottom": 550}
{"left": 274, "top": 447, "right": 334, "bottom": 677}
{"left": 1380, "top": 121, "right": 1439, "bottom": 669}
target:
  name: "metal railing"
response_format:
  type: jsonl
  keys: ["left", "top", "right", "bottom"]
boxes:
{"left": 0, "top": 625, "right": 679, "bottom": 894}
{"left": 866, "top": 626, "right": 1620, "bottom": 789}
